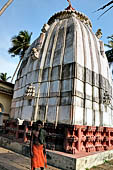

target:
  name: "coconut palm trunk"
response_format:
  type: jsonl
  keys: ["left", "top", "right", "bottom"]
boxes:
{"left": 9, "top": 30, "right": 32, "bottom": 83}
{"left": 0, "top": 0, "right": 14, "bottom": 16}
{"left": 11, "top": 57, "right": 23, "bottom": 83}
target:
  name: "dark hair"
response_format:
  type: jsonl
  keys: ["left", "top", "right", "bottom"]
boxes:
{"left": 36, "top": 120, "right": 43, "bottom": 125}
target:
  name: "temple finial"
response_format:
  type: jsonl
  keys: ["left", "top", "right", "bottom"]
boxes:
{"left": 67, "top": 0, "right": 71, "bottom": 6}
{"left": 66, "top": 0, "right": 75, "bottom": 10}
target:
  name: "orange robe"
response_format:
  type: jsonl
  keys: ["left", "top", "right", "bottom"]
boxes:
{"left": 31, "top": 144, "right": 47, "bottom": 170}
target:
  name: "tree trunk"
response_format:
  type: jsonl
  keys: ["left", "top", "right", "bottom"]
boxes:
{"left": 11, "top": 57, "right": 22, "bottom": 83}
{"left": 0, "top": 0, "right": 14, "bottom": 16}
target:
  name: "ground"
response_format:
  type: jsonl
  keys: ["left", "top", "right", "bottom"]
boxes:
{"left": 0, "top": 147, "right": 62, "bottom": 170}
{"left": 0, "top": 147, "right": 113, "bottom": 170}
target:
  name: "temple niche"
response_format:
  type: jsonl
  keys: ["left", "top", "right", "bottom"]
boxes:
{"left": 11, "top": 4, "right": 113, "bottom": 129}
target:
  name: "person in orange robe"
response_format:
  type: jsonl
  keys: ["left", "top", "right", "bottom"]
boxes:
{"left": 30, "top": 120, "right": 47, "bottom": 170}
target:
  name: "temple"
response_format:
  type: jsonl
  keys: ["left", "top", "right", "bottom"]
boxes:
{"left": 9, "top": 1, "right": 113, "bottom": 163}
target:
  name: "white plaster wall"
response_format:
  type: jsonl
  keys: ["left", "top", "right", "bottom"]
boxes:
{"left": 47, "top": 106, "right": 57, "bottom": 123}
{"left": 94, "top": 111, "right": 100, "bottom": 126}
{"left": 58, "top": 106, "right": 71, "bottom": 124}
{"left": 73, "top": 106, "right": 83, "bottom": 125}
{"left": 86, "top": 109, "right": 93, "bottom": 125}
{"left": 21, "top": 106, "right": 33, "bottom": 121}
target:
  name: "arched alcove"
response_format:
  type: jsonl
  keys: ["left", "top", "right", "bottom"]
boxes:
{"left": 0, "top": 103, "right": 4, "bottom": 113}
{"left": 0, "top": 103, "right": 4, "bottom": 125}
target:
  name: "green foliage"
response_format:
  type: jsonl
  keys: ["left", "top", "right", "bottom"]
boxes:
{"left": 8, "top": 30, "right": 32, "bottom": 82}
{"left": 91, "top": 166, "right": 97, "bottom": 169}
{"left": 85, "top": 168, "right": 89, "bottom": 170}
{"left": 96, "top": 1, "right": 113, "bottom": 18}
{"left": 8, "top": 30, "right": 32, "bottom": 58}
{"left": 0, "top": 73, "right": 11, "bottom": 81}
{"left": 104, "top": 159, "right": 109, "bottom": 164}
{"left": 105, "top": 35, "right": 113, "bottom": 49}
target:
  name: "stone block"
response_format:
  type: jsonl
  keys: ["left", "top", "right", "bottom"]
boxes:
{"left": 99, "top": 75, "right": 105, "bottom": 89}
{"left": 93, "top": 86, "right": 99, "bottom": 99}
{"left": 61, "top": 79, "right": 73, "bottom": 92}
{"left": 62, "top": 63, "right": 75, "bottom": 79}
{"left": 94, "top": 111, "right": 100, "bottom": 126}
{"left": 63, "top": 46, "right": 74, "bottom": 64}
{"left": 51, "top": 66, "right": 61, "bottom": 81}
{"left": 60, "top": 91, "right": 72, "bottom": 97}
{"left": 33, "top": 60, "right": 38, "bottom": 71}
{"left": 58, "top": 105, "right": 71, "bottom": 124}
{"left": 16, "top": 101, "right": 20, "bottom": 108}
{"left": 13, "top": 88, "right": 25, "bottom": 99}
{"left": 26, "top": 72, "right": 33, "bottom": 85}
{"left": 53, "top": 49, "right": 62, "bottom": 66}
{"left": 38, "top": 105, "right": 46, "bottom": 121}
{"left": 76, "top": 63, "right": 84, "bottom": 81}
{"left": 85, "top": 68, "right": 92, "bottom": 85}
{"left": 18, "top": 78, "right": 22, "bottom": 89}
{"left": 60, "top": 96, "right": 72, "bottom": 105}
{"left": 93, "top": 102, "right": 99, "bottom": 111}
{"left": 21, "top": 75, "right": 27, "bottom": 87}
{"left": 102, "top": 109, "right": 111, "bottom": 127}
{"left": 42, "top": 68, "right": 49, "bottom": 82}
{"left": 74, "top": 79, "right": 84, "bottom": 96}
{"left": 100, "top": 104, "right": 105, "bottom": 112}
{"left": 73, "top": 106, "right": 83, "bottom": 125}
{"left": 28, "top": 61, "right": 33, "bottom": 73}
{"left": 86, "top": 108, "right": 93, "bottom": 126}
{"left": 48, "top": 97, "right": 59, "bottom": 106}
{"left": 85, "top": 99, "right": 92, "bottom": 109}
{"left": 11, "top": 101, "right": 16, "bottom": 108}
{"left": 14, "top": 80, "right": 19, "bottom": 90}
{"left": 96, "top": 73, "right": 99, "bottom": 87}
{"left": 21, "top": 106, "right": 33, "bottom": 121}
{"left": 73, "top": 96, "right": 84, "bottom": 107}
{"left": 33, "top": 70, "right": 39, "bottom": 83}
{"left": 85, "top": 83, "right": 92, "bottom": 97}
{"left": 46, "top": 106, "right": 57, "bottom": 123}
{"left": 50, "top": 80, "right": 60, "bottom": 93}
{"left": 21, "top": 66, "right": 26, "bottom": 77}
{"left": 40, "top": 82, "right": 48, "bottom": 97}
{"left": 14, "top": 108, "right": 19, "bottom": 119}
{"left": 38, "top": 98, "right": 47, "bottom": 106}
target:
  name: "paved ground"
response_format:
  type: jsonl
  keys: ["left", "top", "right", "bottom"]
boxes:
{"left": 90, "top": 160, "right": 113, "bottom": 170}
{"left": 0, "top": 147, "right": 62, "bottom": 170}
{"left": 1, "top": 147, "right": 113, "bottom": 170}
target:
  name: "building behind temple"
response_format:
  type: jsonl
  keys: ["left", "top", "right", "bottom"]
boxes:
{"left": 0, "top": 80, "right": 14, "bottom": 125}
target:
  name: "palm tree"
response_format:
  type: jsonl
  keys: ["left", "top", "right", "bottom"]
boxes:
{"left": 105, "top": 35, "right": 113, "bottom": 49}
{"left": 8, "top": 30, "right": 32, "bottom": 83}
{"left": 0, "top": 0, "right": 14, "bottom": 16}
{"left": 0, "top": 73, "right": 11, "bottom": 82}
{"left": 96, "top": 1, "right": 113, "bottom": 18}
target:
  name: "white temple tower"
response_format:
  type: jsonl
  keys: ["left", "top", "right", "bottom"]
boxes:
{"left": 11, "top": 5, "right": 113, "bottom": 128}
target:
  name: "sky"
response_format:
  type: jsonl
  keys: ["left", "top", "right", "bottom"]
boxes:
{"left": 0, "top": 0, "right": 113, "bottom": 83}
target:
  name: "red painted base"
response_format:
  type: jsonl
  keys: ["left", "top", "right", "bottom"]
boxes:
{"left": 44, "top": 124, "right": 113, "bottom": 154}
{"left": 3, "top": 120, "right": 113, "bottom": 154}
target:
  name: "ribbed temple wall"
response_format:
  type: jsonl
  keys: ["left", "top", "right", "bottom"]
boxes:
{"left": 10, "top": 14, "right": 113, "bottom": 127}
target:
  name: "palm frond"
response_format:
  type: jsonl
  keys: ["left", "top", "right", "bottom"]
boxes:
{"left": 97, "top": 1, "right": 113, "bottom": 11}
{"left": 97, "top": 5, "right": 113, "bottom": 19}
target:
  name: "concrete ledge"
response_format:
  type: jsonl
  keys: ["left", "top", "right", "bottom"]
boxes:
{"left": 1, "top": 137, "right": 113, "bottom": 170}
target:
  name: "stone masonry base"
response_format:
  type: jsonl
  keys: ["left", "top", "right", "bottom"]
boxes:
{"left": 1, "top": 137, "right": 113, "bottom": 170}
